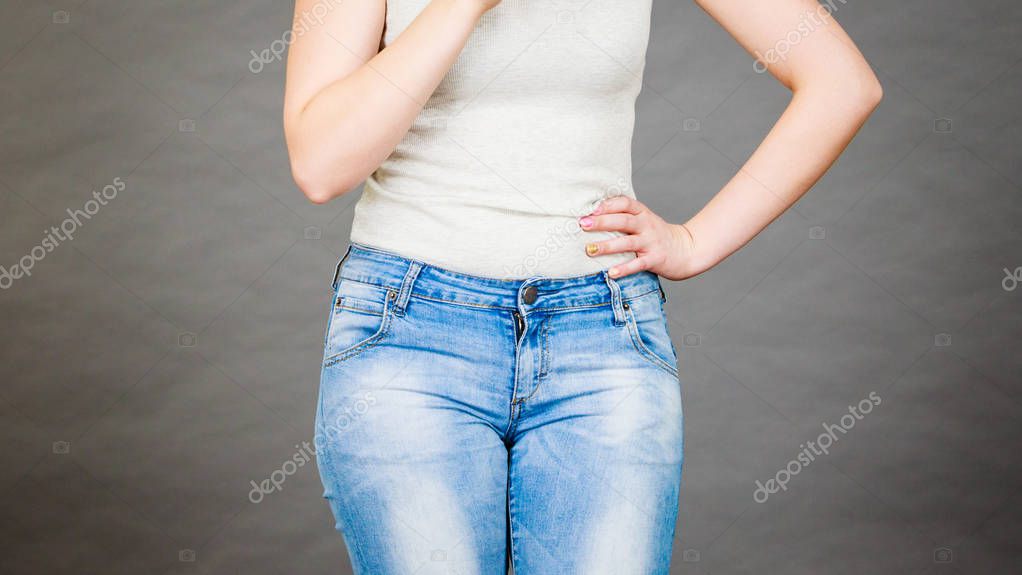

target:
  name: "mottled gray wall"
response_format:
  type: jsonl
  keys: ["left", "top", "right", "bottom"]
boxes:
{"left": 1, "top": 1, "right": 1019, "bottom": 574}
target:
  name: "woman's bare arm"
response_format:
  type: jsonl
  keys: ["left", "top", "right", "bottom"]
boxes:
{"left": 283, "top": 0, "right": 499, "bottom": 203}
{"left": 582, "top": 0, "right": 883, "bottom": 280}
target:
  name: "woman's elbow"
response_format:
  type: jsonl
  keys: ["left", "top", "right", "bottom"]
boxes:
{"left": 290, "top": 163, "right": 333, "bottom": 204}
{"left": 284, "top": 122, "right": 358, "bottom": 204}
{"left": 289, "top": 158, "right": 357, "bottom": 205}
{"left": 859, "top": 71, "right": 883, "bottom": 110}
{"left": 844, "top": 64, "right": 883, "bottom": 117}
{"left": 821, "top": 68, "right": 884, "bottom": 120}
{"left": 298, "top": 183, "right": 335, "bottom": 205}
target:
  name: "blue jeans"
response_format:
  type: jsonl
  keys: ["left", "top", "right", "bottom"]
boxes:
{"left": 314, "top": 243, "right": 684, "bottom": 574}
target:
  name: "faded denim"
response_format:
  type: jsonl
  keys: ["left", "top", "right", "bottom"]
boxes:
{"left": 314, "top": 243, "right": 684, "bottom": 574}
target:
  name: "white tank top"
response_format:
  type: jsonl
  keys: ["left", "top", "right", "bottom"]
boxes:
{"left": 350, "top": 0, "right": 654, "bottom": 279}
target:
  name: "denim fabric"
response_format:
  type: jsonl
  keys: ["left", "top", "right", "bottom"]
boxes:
{"left": 314, "top": 243, "right": 684, "bottom": 575}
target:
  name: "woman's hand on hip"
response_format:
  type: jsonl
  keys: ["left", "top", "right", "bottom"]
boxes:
{"left": 579, "top": 196, "right": 709, "bottom": 282}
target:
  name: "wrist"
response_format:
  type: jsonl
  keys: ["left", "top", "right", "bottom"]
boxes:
{"left": 669, "top": 222, "right": 714, "bottom": 280}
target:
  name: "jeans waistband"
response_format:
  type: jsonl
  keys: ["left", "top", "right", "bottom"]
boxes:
{"left": 333, "top": 242, "right": 664, "bottom": 313}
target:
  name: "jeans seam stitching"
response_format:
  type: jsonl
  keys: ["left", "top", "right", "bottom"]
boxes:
{"left": 334, "top": 299, "right": 385, "bottom": 316}
{"left": 625, "top": 307, "right": 679, "bottom": 378}
{"left": 517, "top": 319, "right": 548, "bottom": 404}
{"left": 322, "top": 290, "right": 395, "bottom": 367}
{"left": 507, "top": 463, "right": 519, "bottom": 572}
{"left": 412, "top": 293, "right": 512, "bottom": 310}
{"left": 327, "top": 287, "right": 660, "bottom": 312}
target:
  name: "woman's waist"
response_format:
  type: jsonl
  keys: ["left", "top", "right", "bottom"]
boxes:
{"left": 334, "top": 241, "right": 660, "bottom": 312}
{"left": 351, "top": 185, "right": 637, "bottom": 279}
{"left": 350, "top": 206, "right": 634, "bottom": 280}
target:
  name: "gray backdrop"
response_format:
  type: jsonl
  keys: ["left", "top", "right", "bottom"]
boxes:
{"left": 1, "top": 1, "right": 1020, "bottom": 574}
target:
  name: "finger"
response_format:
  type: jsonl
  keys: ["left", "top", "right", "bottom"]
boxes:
{"left": 586, "top": 234, "right": 641, "bottom": 257}
{"left": 579, "top": 213, "right": 641, "bottom": 233}
{"left": 607, "top": 255, "right": 655, "bottom": 279}
{"left": 591, "top": 195, "right": 644, "bottom": 216}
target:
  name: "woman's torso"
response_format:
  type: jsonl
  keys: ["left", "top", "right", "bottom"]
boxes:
{"left": 351, "top": 0, "right": 654, "bottom": 279}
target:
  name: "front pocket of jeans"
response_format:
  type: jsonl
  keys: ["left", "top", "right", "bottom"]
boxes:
{"left": 624, "top": 292, "right": 679, "bottom": 378}
{"left": 323, "top": 281, "right": 395, "bottom": 367}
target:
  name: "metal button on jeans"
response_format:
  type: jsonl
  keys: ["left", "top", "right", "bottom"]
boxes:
{"left": 522, "top": 285, "right": 538, "bottom": 305}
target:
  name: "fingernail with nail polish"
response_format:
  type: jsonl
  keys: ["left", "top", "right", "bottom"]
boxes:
{"left": 579, "top": 216, "right": 593, "bottom": 228}
{"left": 586, "top": 243, "right": 599, "bottom": 256}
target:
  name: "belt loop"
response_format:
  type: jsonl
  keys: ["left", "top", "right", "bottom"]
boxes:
{"left": 392, "top": 261, "right": 423, "bottom": 317}
{"left": 603, "top": 270, "right": 626, "bottom": 327}
{"left": 331, "top": 244, "right": 353, "bottom": 292}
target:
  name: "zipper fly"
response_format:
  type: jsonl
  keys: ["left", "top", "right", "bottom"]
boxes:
{"left": 513, "top": 310, "right": 525, "bottom": 342}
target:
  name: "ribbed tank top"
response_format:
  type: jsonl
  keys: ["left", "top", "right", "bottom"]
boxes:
{"left": 350, "top": 0, "right": 654, "bottom": 279}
